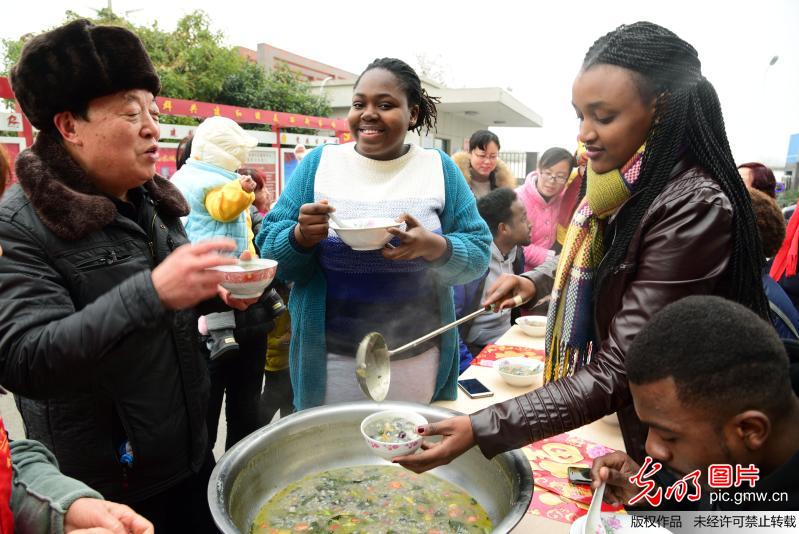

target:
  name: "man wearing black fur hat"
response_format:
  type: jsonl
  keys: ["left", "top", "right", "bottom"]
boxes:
{"left": 0, "top": 19, "right": 256, "bottom": 532}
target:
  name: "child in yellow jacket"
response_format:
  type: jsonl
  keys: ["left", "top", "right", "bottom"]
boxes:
{"left": 172, "top": 117, "right": 258, "bottom": 359}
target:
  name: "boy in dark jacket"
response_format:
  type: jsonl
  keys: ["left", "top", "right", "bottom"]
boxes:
{"left": 454, "top": 188, "right": 530, "bottom": 371}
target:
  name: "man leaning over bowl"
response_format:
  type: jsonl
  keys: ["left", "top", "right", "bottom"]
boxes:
{"left": 454, "top": 187, "right": 531, "bottom": 372}
{"left": 591, "top": 296, "right": 799, "bottom": 511}
{"left": 0, "top": 19, "right": 256, "bottom": 533}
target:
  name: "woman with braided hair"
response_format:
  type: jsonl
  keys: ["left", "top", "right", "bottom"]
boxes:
{"left": 394, "top": 21, "right": 768, "bottom": 473}
{"left": 257, "top": 57, "right": 491, "bottom": 409}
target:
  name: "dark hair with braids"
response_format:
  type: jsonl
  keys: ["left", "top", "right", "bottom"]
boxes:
{"left": 583, "top": 21, "right": 768, "bottom": 318}
{"left": 356, "top": 58, "right": 440, "bottom": 135}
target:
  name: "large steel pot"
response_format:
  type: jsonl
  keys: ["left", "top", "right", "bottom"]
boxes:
{"left": 208, "top": 401, "right": 533, "bottom": 533}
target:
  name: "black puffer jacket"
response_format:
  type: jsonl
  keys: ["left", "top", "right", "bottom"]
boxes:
{"left": 0, "top": 131, "right": 209, "bottom": 503}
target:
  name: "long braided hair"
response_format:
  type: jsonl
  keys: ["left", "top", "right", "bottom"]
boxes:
{"left": 357, "top": 58, "right": 440, "bottom": 135}
{"left": 584, "top": 22, "right": 768, "bottom": 318}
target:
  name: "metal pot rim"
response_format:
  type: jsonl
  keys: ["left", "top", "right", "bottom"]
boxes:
{"left": 208, "top": 401, "right": 533, "bottom": 533}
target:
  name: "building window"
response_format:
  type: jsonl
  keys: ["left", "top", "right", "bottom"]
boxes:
{"left": 434, "top": 138, "right": 451, "bottom": 154}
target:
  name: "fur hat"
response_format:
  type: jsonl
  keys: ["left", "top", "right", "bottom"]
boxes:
{"left": 10, "top": 19, "right": 160, "bottom": 131}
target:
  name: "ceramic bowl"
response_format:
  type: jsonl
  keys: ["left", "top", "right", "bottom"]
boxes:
{"left": 209, "top": 401, "right": 533, "bottom": 534}
{"left": 360, "top": 410, "right": 428, "bottom": 460}
{"left": 330, "top": 217, "right": 402, "bottom": 251}
{"left": 207, "top": 258, "right": 278, "bottom": 299}
{"left": 496, "top": 357, "right": 544, "bottom": 387}
{"left": 515, "top": 315, "right": 547, "bottom": 337}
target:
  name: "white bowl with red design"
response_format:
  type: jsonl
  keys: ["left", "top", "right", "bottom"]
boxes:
{"left": 208, "top": 258, "right": 277, "bottom": 299}
{"left": 360, "top": 410, "right": 428, "bottom": 460}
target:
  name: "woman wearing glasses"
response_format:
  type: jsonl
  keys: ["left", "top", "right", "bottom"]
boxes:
{"left": 453, "top": 130, "right": 516, "bottom": 198}
{"left": 516, "top": 147, "right": 576, "bottom": 270}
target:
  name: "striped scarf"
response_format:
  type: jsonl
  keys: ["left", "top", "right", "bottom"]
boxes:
{"left": 544, "top": 146, "right": 645, "bottom": 382}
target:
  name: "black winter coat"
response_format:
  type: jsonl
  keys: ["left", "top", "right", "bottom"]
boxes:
{"left": 0, "top": 131, "right": 210, "bottom": 502}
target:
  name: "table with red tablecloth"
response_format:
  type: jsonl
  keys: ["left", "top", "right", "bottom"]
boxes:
{"left": 435, "top": 325, "right": 626, "bottom": 533}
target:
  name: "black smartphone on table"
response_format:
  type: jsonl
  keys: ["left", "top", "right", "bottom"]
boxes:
{"left": 458, "top": 378, "right": 494, "bottom": 398}
{"left": 567, "top": 466, "right": 592, "bottom": 486}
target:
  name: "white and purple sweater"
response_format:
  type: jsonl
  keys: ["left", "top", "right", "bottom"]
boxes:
{"left": 316, "top": 144, "right": 446, "bottom": 356}
{"left": 257, "top": 143, "right": 491, "bottom": 409}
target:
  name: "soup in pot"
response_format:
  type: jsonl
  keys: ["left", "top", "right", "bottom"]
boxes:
{"left": 251, "top": 465, "right": 492, "bottom": 533}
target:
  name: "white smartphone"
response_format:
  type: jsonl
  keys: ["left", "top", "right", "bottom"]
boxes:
{"left": 458, "top": 378, "right": 494, "bottom": 398}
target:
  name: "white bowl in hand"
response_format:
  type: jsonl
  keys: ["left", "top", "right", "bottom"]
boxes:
{"left": 515, "top": 315, "right": 547, "bottom": 337}
{"left": 360, "top": 410, "right": 428, "bottom": 460}
{"left": 207, "top": 258, "right": 277, "bottom": 299}
{"left": 496, "top": 356, "right": 544, "bottom": 387}
{"left": 330, "top": 217, "right": 402, "bottom": 251}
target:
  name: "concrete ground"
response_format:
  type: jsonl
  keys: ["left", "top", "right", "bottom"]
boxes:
{"left": 0, "top": 392, "right": 234, "bottom": 461}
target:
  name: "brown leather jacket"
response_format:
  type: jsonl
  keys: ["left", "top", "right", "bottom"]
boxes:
{"left": 470, "top": 160, "right": 735, "bottom": 463}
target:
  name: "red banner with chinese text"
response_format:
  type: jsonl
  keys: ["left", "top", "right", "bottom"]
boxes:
{"left": 155, "top": 96, "right": 348, "bottom": 133}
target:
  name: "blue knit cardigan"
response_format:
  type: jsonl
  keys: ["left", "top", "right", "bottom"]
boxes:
{"left": 256, "top": 145, "right": 491, "bottom": 410}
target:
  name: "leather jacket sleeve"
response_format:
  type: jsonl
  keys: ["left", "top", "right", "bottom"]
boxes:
{"left": 470, "top": 182, "right": 734, "bottom": 458}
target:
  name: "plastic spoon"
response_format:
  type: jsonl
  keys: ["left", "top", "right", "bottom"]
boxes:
{"left": 583, "top": 482, "right": 605, "bottom": 534}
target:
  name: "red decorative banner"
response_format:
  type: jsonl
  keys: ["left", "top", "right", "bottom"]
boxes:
{"left": 0, "top": 75, "right": 347, "bottom": 148}
{"left": 155, "top": 96, "right": 349, "bottom": 133}
{"left": 0, "top": 77, "right": 13, "bottom": 100}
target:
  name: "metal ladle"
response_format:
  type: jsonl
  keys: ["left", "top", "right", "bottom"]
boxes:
{"left": 355, "top": 297, "right": 523, "bottom": 401}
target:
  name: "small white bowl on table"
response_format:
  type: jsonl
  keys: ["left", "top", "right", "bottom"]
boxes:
{"left": 360, "top": 409, "right": 428, "bottom": 460}
{"left": 207, "top": 258, "right": 277, "bottom": 299}
{"left": 330, "top": 217, "right": 402, "bottom": 251}
{"left": 515, "top": 315, "right": 547, "bottom": 337}
{"left": 496, "top": 356, "right": 544, "bottom": 387}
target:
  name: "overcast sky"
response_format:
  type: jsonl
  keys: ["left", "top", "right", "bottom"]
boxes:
{"left": 2, "top": 0, "right": 797, "bottom": 168}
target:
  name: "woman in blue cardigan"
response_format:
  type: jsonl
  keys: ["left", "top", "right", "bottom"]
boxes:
{"left": 256, "top": 58, "right": 491, "bottom": 410}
